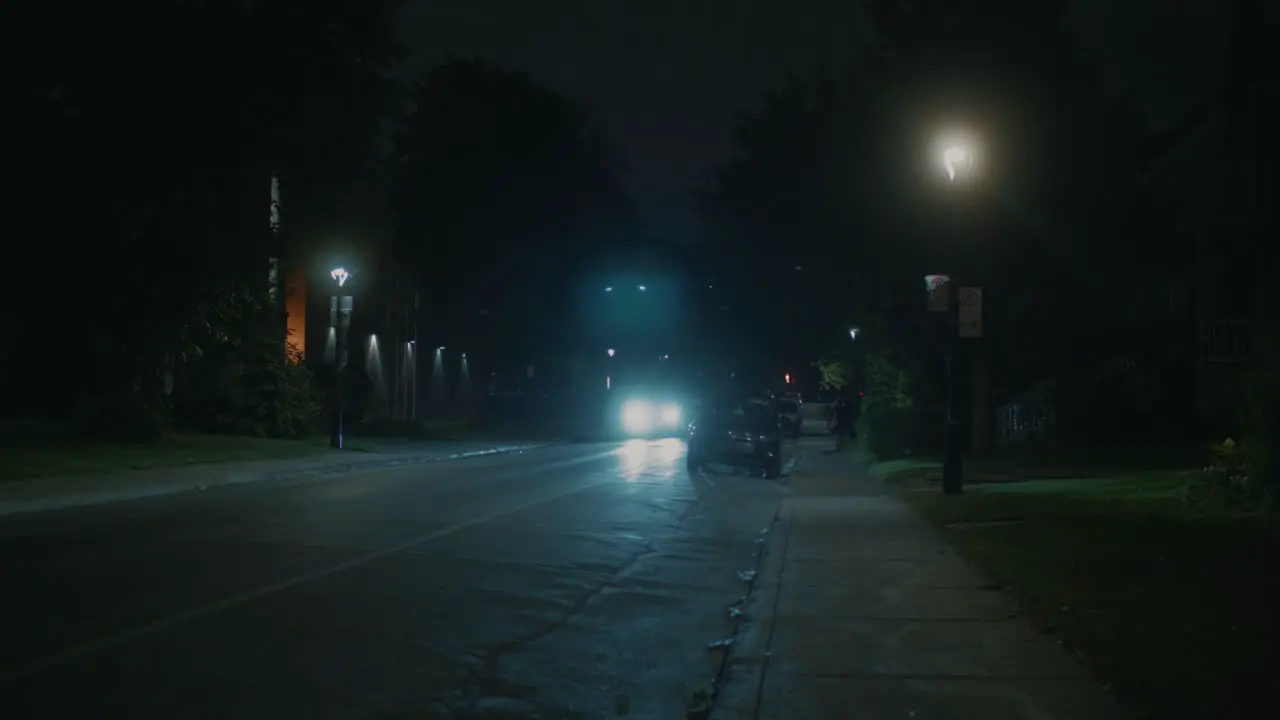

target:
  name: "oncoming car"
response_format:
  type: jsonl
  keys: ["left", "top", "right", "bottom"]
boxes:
{"left": 609, "top": 382, "right": 689, "bottom": 438}
{"left": 619, "top": 397, "right": 686, "bottom": 437}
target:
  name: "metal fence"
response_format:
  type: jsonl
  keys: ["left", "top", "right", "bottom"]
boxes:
{"left": 995, "top": 384, "right": 1056, "bottom": 448}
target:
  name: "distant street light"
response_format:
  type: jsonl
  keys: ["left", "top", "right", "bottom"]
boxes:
{"left": 604, "top": 284, "right": 650, "bottom": 293}
{"left": 330, "top": 266, "right": 350, "bottom": 288}
{"left": 607, "top": 348, "right": 616, "bottom": 357}
{"left": 848, "top": 327, "right": 860, "bottom": 341}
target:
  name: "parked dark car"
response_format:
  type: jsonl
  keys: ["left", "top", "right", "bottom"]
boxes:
{"left": 686, "top": 393, "right": 784, "bottom": 478}
{"left": 776, "top": 398, "right": 802, "bottom": 437}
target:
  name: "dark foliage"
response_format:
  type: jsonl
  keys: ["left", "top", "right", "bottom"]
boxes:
{"left": 11, "top": 0, "right": 405, "bottom": 438}
{"left": 389, "top": 58, "right": 652, "bottom": 373}
{"left": 701, "top": 0, "right": 1278, "bottom": 470}
{"left": 172, "top": 285, "right": 322, "bottom": 439}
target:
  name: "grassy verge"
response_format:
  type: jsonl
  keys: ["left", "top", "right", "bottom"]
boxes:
{"left": 347, "top": 417, "right": 584, "bottom": 442}
{"left": 0, "top": 433, "right": 351, "bottom": 481}
{"left": 902, "top": 473, "right": 1279, "bottom": 719}
{"left": 867, "top": 456, "right": 941, "bottom": 483}
{"left": 868, "top": 438, "right": 1199, "bottom": 486}
{"left": 964, "top": 437, "right": 1200, "bottom": 476}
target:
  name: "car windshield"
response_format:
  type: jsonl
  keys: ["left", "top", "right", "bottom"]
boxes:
{"left": 715, "top": 395, "right": 774, "bottom": 418}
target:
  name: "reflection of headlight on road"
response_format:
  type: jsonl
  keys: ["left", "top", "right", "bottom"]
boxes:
{"left": 661, "top": 404, "right": 681, "bottom": 425}
{"left": 622, "top": 400, "right": 653, "bottom": 434}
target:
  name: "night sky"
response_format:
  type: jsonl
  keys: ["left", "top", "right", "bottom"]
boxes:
{"left": 400, "top": 0, "right": 878, "bottom": 244}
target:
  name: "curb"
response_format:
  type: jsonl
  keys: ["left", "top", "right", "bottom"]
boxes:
{"left": 0, "top": 444, "right": 548, "bottom": 518}
{"left": 710, "top": 506, "right": 791, "bottom": 720}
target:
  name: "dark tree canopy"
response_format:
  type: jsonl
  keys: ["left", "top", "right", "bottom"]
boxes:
{"left": 697, "top": 0, "right": 1205, "bottom": 413}
{"left": 391, "top": 58, "right": 646, "bottom": 362}
{"left": 12, "top": 0, "right": 405, "bottom": 432}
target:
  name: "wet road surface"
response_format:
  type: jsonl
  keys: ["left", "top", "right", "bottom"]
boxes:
{"left": 0, "top": 439, "right": 795, "bottom": 719}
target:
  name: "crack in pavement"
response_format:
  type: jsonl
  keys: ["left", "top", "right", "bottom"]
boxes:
{"left": 454, "top": 488, "right": 727, "bottom": 716}
{"left": 483, "top": 540, "right": 659, "bottom": 660}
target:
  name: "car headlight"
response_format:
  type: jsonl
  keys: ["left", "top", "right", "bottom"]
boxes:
{"left": 622, "top": 400, "right": 653, "bottom": 433}
{"left": 660, "top": 404, "right": 681, "bottom": 425}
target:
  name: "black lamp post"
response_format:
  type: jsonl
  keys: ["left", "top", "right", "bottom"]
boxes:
{"left": 329, "top": 266, "right": 353, "bottom": 449}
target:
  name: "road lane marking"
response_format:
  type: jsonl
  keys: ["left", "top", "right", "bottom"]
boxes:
{"left": 0, "top": 452, "right": 619, "bottom": 683}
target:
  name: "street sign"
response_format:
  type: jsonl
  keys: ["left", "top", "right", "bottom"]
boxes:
{"left": 925, "top": 274, "right": 951, "bottom": 312}
{"left": 958, "top": 286, "right": 983, "bottom": 338}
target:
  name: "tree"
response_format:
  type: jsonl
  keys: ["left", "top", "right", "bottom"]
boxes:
{"left": 12, "top": 0, "right": 404, "bottom": 436}
{"left": 390, "top": 59, "right": 644, "bottom": 380}
{"left": 699, "top": 0, "right": 1193, "bottom": 442}
{"left": 813, "top": 358, "right": 853, "bottom": 393}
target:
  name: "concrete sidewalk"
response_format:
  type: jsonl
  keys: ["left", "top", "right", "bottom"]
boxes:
{"left": 0, "top": 441, "right": 546, "bottom": 517}
{"left": 714, "top": 450, "right": 1128, "bottom": 720}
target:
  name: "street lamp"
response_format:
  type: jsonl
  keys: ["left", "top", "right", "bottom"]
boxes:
{"left": 933, "top": 130, "right": 981, "bottom": 184}
{"left": 328, "top": 265, "right": 354, "bottom": 449}
{"left": 929, "top": 127, "right": 981, "bottom": 495}
{"left": 942, "top": 146, "right": 970, "bottom": 182}
{"left": 848, "top": 327, "right": 860, "bottom": 341}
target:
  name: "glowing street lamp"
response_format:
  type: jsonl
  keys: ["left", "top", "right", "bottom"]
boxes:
{"left": 848, "top": 327, "right": 860, "bottom": 341}
{"left": 607, "top": 348, "right": 616, "bottom": 357}
{"left": 942, "top": 146, "right": 970, "bottom": 182}
{"left": 933, "top": 129, "right": 980, "bottom": 184}
{"left": 330, "top": 266, "right": 350, "bottom": 287}
{"left": 929, "top": 126, "right": 983, "bottom": 495}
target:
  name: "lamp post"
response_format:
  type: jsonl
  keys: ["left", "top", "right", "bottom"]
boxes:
{"left": 329, "top": 266, "right": 353, "bottom": 449}
{"left": 930, "top": 132, "right": 980, "bottom": 495}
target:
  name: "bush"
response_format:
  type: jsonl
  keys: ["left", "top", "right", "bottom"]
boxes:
{"left": 188, "top": 345, "right": 321, "bottom": 439}
{"left": 74, "top": 387, "right": 172, "bottom": 442}
{"left": 172, "top": 285, "right": 323, "bottom": 439}
{"left": 860, "top": 401, "right": 942, "bottom": 461}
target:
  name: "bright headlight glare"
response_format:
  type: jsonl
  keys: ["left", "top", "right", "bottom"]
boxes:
{"left": 661, "top": 404, "right": 681, "bottom": 424}
{"left": 622, "top": 400, "right": 653, "bottom": 433}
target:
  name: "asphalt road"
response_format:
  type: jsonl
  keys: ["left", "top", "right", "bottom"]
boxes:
{"left": 0, "top": 439, "right": 798, "bottom": 719}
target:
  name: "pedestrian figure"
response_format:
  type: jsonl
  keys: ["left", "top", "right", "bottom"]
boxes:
{"left": 829, "top": 396, "right": 853, "bottom": 451}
